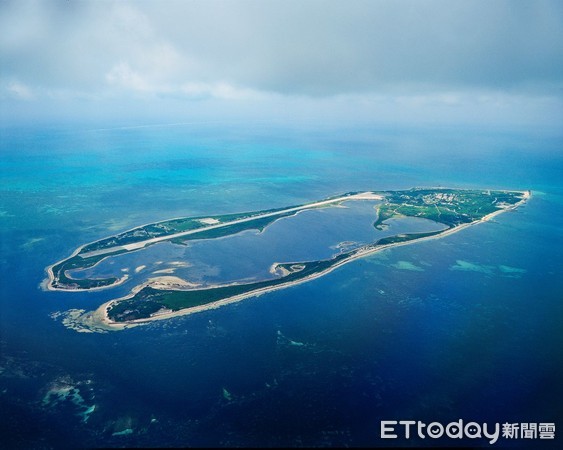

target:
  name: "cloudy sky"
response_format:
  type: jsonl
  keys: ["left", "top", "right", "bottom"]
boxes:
{"left": 1, "top": 0, "right": 563, "bottom": 127}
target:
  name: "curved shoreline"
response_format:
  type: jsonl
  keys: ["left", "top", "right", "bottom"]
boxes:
{"left": 74, "top": 189, "right": 530, "bottom": 332}
{"left": 43, "top": 191, "right": 383, "bottom": 293}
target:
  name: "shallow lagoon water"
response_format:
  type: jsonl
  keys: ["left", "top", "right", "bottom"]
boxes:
{"left": 0, "top": 123, "right": 561, "bottom": 448}
{"left": 70, "top": 200, "right": 447, "bottom": 286}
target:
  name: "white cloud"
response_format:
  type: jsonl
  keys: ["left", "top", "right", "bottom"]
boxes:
{"left": 180, "top": 81, "right": 265, "bottom": 100}
{"left": 6, "top": 80, "right": 33, "bottom": 99}
{"left": 105, "top": 62, "right": 152, "bottom": 92}
{"left": 1, "top": 0, "right": 562, "bottom": 127}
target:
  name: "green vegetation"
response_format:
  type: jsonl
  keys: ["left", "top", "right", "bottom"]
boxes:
{"left": 107, "top": 256, "right": 346, "bottom": 322}
{"left": 374, "top": 188, "right": 518, "bottom": 229}
{"left": 50, "top": 205, "right": 307, "bottom": 290}
{"left": 79, "top": 203, "right": 305, "bottom": 254}
{"left": 49, "top": 188, "right": 527, "bottom": 320}
{"left": 50, "top": 252, "right": 127, "bottom": 290}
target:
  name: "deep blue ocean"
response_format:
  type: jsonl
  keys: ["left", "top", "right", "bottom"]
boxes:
{"left": 1, "top": 122, "right": 562, "bottom": 448}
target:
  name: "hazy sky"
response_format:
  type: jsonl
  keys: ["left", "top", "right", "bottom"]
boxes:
{"left": 1, "top": 0, "right": 563, "bottom": 127}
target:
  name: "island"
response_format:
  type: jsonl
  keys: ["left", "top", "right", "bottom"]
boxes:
{"left": 44, "top": 188, "right": 530, "bottom": 332}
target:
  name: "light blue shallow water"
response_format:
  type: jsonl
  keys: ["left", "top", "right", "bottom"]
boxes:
{"left": 0, "top": 123, "right": 561, "bottom": 447}
{"left": 69, "top": 200, "right": 446, "bottom": 286}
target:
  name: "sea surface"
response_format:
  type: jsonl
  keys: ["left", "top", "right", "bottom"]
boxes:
{"left": 0, "top": 122, "right": 562, "bottom": 448}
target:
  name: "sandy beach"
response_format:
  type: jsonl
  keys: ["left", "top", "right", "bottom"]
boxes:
{"left": 73, "top": 190, "right": 530, "bottom": 332}
{"left": 44, "top": 191, "right": 384, "bottom": 293}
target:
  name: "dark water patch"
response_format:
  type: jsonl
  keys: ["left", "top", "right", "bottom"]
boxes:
{"left": 1, "top": 123, "right": 561, "bottom": 447}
